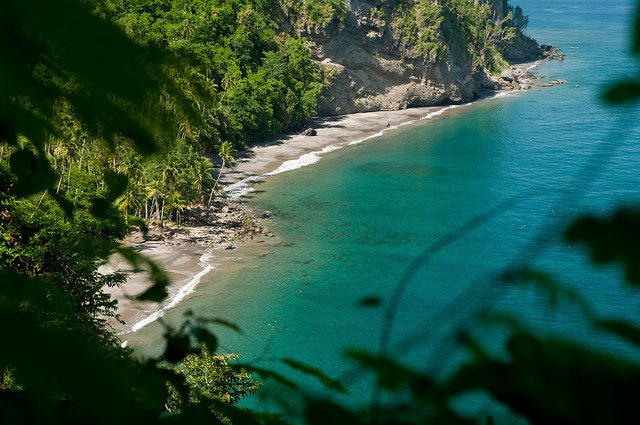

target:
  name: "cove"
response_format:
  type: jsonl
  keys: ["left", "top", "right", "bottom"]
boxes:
{"left": 129, "top": 0, "right": 640, "bottom": 419}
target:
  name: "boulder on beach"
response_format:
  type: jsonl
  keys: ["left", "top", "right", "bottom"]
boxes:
{"left": 302, "top": 128, "right": 317, "bottom": 136}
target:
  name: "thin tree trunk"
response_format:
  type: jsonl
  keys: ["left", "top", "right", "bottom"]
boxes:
{"left": 207, "top": 187, "right": 215, "bottom": 206}
{"left": 214, "top": 160, "right": 226, "bottom": 189}
{"left": 31, "top": 190, "right": 48, "bottom": 218}
{"left": 66, "top": 164, "right": 72, "bottom": 192}
{"left": 209, "top": 160, "right": 225, "bottom": 206}
{"left": 160, "top": 199, "right": 165, "bottom": 227}
{"left": 154, "top": 194, "right": 161, "bottom": 227}
{"left": 56, "top": 175, "right": 63, "bottom": 194}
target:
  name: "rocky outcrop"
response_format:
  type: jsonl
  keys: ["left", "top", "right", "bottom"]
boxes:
{"left": 541, "top": 44, "right": 566, "bottom": 61}
{"left": 295, "top": 0, "right": 544, "bottom": 116}
{"left": 503, "top": 32, "right": 545, "bottom": 64}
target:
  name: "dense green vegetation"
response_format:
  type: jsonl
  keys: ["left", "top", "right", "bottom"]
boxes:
{"left": 392, "top": 0, "right": 447, "bottom": 62}
{"left": 0, "top": 1, "right": 259, "bottom": 422}
{"left": 366, "top": 0, "right": 522, "bottom": 72}
{"left": 282, "top": 0, "right": 351, "bottom": 31}
{"left": 0, "top": 0, "right": 328, "bottom": 228}
{"left": 7, "top": 0, "right": 640, "bottom": 424}
{"left": 106, "top": 0, "right": 324, "bottom": 147}
{"left": 446, "top": 0, "right": 516, "bottom": 72}
{"left": 165, "top": 349, "right": 260, "bottom": 412}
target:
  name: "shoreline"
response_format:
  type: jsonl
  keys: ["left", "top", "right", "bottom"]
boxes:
{"left": 100, "top": 200, "right": 278, "bottom": 336}
{"left": 105, "top": 105, "right": 458, "bottom": 336}
{"left": 220, "top": 63, "right": 544, "bottom": 197}
{"left": 106, "top": 63, "right": 545, "bottom": 338}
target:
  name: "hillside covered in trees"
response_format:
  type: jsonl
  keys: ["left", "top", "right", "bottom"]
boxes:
{"left": 1, "top": 0, "right": 540, "bottom": 238}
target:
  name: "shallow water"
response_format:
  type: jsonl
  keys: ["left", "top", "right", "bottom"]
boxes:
{"left": 130, "top": 0, "right": 640, "bottom": 419}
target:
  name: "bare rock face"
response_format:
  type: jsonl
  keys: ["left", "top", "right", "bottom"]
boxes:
{"left": 301, "top": 0, "right": 542, "bottom": 116}
{"left": 309, "top": 1, "right": 475, "bottom": 115}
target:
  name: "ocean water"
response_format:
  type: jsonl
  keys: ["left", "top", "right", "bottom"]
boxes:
{"left": 131, "top": 0, "right": 640, "bottom": 420}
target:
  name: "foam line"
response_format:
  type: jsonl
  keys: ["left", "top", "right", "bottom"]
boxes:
{"left": 166, "top": 265, "right": 214, "bottom": 309}
{"left": 132, "top": 310, "right": 165, "bottom": 332}
{"left": 129, "top": 253, "right": 215, "bottom": 333}
{"left": 224, "top": 182, "right": 255, "bottom": 199}
{"left": 265, "top": 144, "right": 342, "bottom": 176}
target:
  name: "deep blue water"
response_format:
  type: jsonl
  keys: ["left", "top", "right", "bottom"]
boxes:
{"left": 132, "top": 0, "right": 640, "bottom": 420}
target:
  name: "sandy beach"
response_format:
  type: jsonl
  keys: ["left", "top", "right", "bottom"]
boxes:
{"left": 103, "top": 104, "right": 457, "bottom": 336}
{"left": 220, "top": 105, "right": 450, "bottom": 195}
{"left": 102, "top": 76, "right": 561, "bottom": 339}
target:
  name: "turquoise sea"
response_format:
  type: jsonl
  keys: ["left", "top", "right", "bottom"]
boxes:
{"left": 132, "top": 0, "right": 640, "bottom": 420}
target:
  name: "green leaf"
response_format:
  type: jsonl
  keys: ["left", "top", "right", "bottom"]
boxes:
{"left": 232, "top": 364, "right": 299, "bottom": 390}
{"left": 49, "top": 191, "right": 75, "bottom": 218}
{"left": 172, "top": 405, "right": 227, "bottom": 424}
{"left": 282, "top": 358, "right": 347, "bottom": 394}
{"left": 205, "top": 398, "right": 263, "bottom": 425}
{"left": 89, "top": 196, "right": 111, "bottom": 218}
{"left": 447, "top": 331, "right": 640, "bottom": 424}
{"left": 128, "top": 216, "right": 148, "bottom": 236}
{"left": 358, "top": 295, "right": 382, "bottom": 308}
{"left": 8, "top": 149, "right": 54, "bottom": 196}
{"left": 503, "top": 267, "right": 596, "bottom": 317}
{"left": 136, "top": 284, "right": 169, "bottom": 303}
{"left": 104, "top": 171, "right": 128, "bottom": 201}
{"left": 599, "top": 319, "right": 640, "bottom": 348}
{"left": 157, "top": 367, "right": 190, "bottom": 405}
{"left": 191, "top": 326, "right": 219, "bottom": 353}
{"left": 566, "top": 210, "right": 640, "bottom": 285}
{"left": 115, "top": 247, "right": 171, "bottom": 302}
{"left": 346, "top": 350, "right": 423, "bottom": 393}
{"left": 163, "top": 332, "right": 192, "bottom": 364}
{"left": 305, "top": 400, "right": 362, "bottom": 425}
{"left": 603, "top": 81, "right": 640, "bottom": 103}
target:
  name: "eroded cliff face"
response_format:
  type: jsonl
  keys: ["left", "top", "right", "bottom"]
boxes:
{"left": 294, "top": 0, "right": 542, "bottom": 115}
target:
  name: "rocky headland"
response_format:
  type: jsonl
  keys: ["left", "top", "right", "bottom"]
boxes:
{"left": 291, "top": 0, "right": 547, "bottom": 115}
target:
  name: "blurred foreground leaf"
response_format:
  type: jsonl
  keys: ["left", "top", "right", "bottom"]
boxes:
{"left": 448, "top": 331, "right": 640, "bottom": 424}
{"left": 566, "top": 209, "right": 640, "bottom": 285}
{"left": 603, "top": 81, "right": 640, "bottom": 103}
{"left": 282, "top": 358, "right": 347, "bottom": 394}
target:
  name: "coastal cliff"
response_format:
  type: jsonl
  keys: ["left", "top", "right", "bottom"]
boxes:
{"left": 282, "top": 0, "right": 544, "bottom": 115}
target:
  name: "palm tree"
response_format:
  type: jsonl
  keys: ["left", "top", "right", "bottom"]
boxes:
{"left": 192, "top": 157, "right": 215, "bottom": 204}
{"left": 115, "top": 187, "right": 141, "bottom": 225}
{"left": 166, "top": 190, "right": 187, "bottom": 225}
{"left": 209, "top": 141, "right": 236, "bottom": 205}
{"left": 146, "top": 180, "right": 164, "bottom": 227}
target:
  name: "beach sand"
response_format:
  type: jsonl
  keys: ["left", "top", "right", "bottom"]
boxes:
{"left": 104, "top": 104, "right": 456, "bottom": 337}
{"left": 101, "top": 243, "right": 208, "bottom": 330}
{"left": 221, "top": 106, "right": 447, "bottom": 195}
